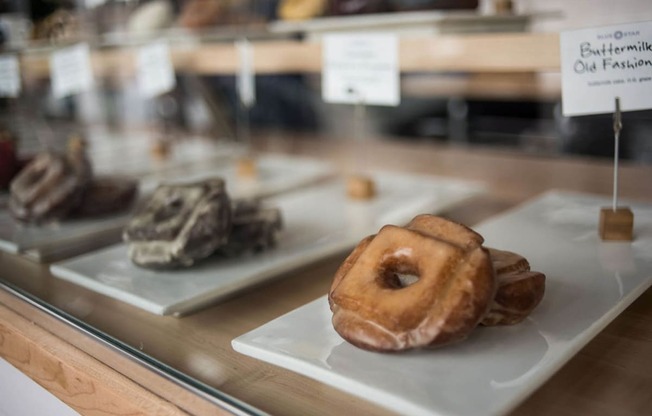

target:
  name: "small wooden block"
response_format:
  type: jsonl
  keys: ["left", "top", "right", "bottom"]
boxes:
{"left": 599, "top": 207, "right": 634, "bottom": 241}
{"left": 150, "top": 139, "right": 171, "bottom": 161}
{"left": 237, "top": 156, "right": 258, "bottom": 178}
{"left": 347, "top": 175, "right": 376, "bottom": 200}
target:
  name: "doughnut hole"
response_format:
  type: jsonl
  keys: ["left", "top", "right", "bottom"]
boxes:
{"left": 377, "top": 256, "right": 421, "bottom": 289}
{"left": 154, "top": 195, "right": 184, "bottom": 222}
{"left": 26, "top": 165, "right": 48, "bottom": 186}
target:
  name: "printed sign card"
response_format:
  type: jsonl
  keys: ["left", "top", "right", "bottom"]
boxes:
{"left": 322, "top": 33, "right": 399, "bottom": 106}
{"left": 0, "top": 54, "right": 20, "bottom": 97}
{"left": 136, "top": 41, "right": 176, "bottom": 99}
{"left": 50, "top": 43, "right": 94, "bottom": 99}
{"left": 560, "top": 21, "right": 652, "bottom": 116}
{"left": 236, "top": 39, "right": 256, "bottom": 108}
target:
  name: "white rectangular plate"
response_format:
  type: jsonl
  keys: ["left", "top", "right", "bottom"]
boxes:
{"left": 140, "top": 153, "right": 335, "bottom": 199}
{"left": 50, "top": 172, "right": 483, "bottom": 315}
{"left": 232, "top": 190, "right": 652, "bottom": 416}
{"left": 0, "top": 154, "right": 333, "bottom": 262}
{"left": 0, "top": 211, "right": 132, "bottom": 262}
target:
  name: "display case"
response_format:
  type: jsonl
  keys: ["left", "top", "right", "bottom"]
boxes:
{"left": 2, "top": 2, "right": 652, "bottom": 416}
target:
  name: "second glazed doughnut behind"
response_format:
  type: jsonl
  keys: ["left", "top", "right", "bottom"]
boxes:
{"left": 481, "top": 248, "right": 546, "bottom": 326}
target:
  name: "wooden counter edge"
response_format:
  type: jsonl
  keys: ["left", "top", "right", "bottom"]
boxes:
{"left": 0, "top": 286, "right": 239, "bottom": 416}
{"left": 0, "top": 301, "right": 191, "bottom": 416}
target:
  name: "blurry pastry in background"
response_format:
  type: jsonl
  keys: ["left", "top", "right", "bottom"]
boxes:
{"left": 123, "top": 178, "right": 232, "bottom": 268}
{"left": 8, "top": 134, "right": 138, "bottom": 223}
{"left": 9, "top": 136, "right": 92, "bottom": 224}
{"left": 177, "top": 0, "right": 225, "bottom": 29}
{"left": 32, "top": 9, "right": 80, "bottom": 43}
{"left": 127, "top": 0, "right": 174, "bottom": 35}
{"left": 328, "top": 0, "right": 389, "bottom": 16}
{"left": 71, "top": 176, "right": 139, "bottom": 219}
{"left": 387, "top": 0, "right": 479, "bottom": 12}
{"left": 278, "top": 0, "right": 327, "bottom": 21}
{"left": 0, "top": 127, "right": 17, "bottom": 190}
{"left": 216, "top": 198, "right": 283, "bottom": 257}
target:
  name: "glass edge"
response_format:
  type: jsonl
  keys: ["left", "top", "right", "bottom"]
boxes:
{"left": 0, "top": 278, "right": 266, "bottom": 416}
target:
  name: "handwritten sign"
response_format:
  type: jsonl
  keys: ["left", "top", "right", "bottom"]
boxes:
{"left": 50, "top": 43, "right": 94, "bottom": 99}
{"left": 236, "top": 39, "right": 256, "bottom": 108}
{"left": 322, "top": 33, "right": 399, "bottom": 106}
{"left": 136, "top": 41, "right": 176, "bottom": 99}
{"left": 560, "top": 21, "right": 652, "bottom": 116}
{"left": 0, "top": 54, "right": 20, "bottom": 97}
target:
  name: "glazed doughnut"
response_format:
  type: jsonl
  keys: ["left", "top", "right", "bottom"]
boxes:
{"left": 72, "top": 176, "right": 139, "bottom": 218}
{"left": 481, "top": 248, "right": 546, "bottom": 326}
{"left": 216, "top": 199, "right": 283, "bottom": 257}
{"left": 123, "top": 178, "right": 231, "bottom": 268}
{"left": 329, "top": 214, "right": 496, "bottom": 352}
{"left": 9, "top": 150, "right": 91, "bottom": 223}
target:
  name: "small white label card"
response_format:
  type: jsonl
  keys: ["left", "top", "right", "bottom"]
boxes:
{"left": 50, "top": 43, "right": 94, "bottom": 99}
{"left": 0, "top": 54, "right": 21, "bottom": 97}
{"left": 236, "top": 39, "right": 256, "bottom": 108}
{"left": 136, "top": 40, "right": 176, "bottom": 99}
{"left": 322, "top": 33, "right": 400, "bottom": 106}
{"left": 560, "top": 21, "right": 652, "bottom": 116}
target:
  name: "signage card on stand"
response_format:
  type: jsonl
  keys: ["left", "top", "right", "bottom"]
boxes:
{"left": 236, "top": 39, "right": 256, "bottom": 108}
{"left": 136, "top": 40, "right": 176, "bottom": 99}
{"left": 322, "top": 33, "right": 399, "bottom": 106}
{"left": 0, "top": 54, "right": 20, "bottom": 97}
{"left": 560, "top": 21, "right": 651, "bottom": 241}
{"left": 560, "top": 21, "right": 652, "bottom": 116}
{"left": 50, "top": 43, "right": 94, "bottom": 99}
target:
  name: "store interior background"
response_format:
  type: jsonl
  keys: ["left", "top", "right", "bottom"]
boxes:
{"left": 3, "top": 0, "right": 652, "bottom": 164}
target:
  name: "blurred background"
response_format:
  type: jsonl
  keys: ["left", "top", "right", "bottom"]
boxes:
{"left": 1, "top": 0, "right": 651, "bottom": 169}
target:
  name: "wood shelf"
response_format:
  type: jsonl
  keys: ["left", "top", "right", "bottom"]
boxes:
{"left": 18, "top": 32, "right": 561, "bottom": 81}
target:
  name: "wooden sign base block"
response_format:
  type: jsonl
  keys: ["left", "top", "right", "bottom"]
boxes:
{"left": 150, "top": 139, "right": 171, "bottom": 161}
{"left": 237, "top": 156, "right": 258, "bottom": 179}
{"left": 346, "top": 175, "right": 376, "bottom": 200}
{"left": 599, "top": 207, "right": 634, "bottom": 241}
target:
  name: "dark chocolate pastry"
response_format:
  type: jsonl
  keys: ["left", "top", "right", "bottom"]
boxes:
{"left": 72, "top": 176, "right": 139, "bottom": 218}
{"left": 9, "top": 148, "right": 91, "bottom": 224}
{"left": 123, "top": 178, "right": 231, "bottom": 268}
{"left": 217, "top": 198, "right": 283, "bottom": 257}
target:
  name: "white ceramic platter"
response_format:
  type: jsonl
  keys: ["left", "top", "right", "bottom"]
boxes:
{"left": 50, "top": 172, "right": 483, "bottom": 315}
{"left": 0, "top": 154, "right": 333, "bottom": 262}
{"left": 0, "top": 210, "right": 132, "bottom": 262}
{"left": 84, "top": 131, "right": 244, "bottom": 178}
{"left": 140, "top": 153, "right": 335, "bottom": 199}
{"left": 232, "top": 190, "right": 652, "bottom": 416}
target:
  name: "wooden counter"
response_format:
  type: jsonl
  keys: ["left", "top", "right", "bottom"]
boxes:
{"left": 1, "top": 136, "right": 652, "bottom": 416}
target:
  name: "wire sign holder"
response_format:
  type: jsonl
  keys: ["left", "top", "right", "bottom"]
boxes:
{"left": 599, "top": 97, "right": 633, "bottom": 240}
{"left": 559, "top": 21, "right": 652, "bottom": 241}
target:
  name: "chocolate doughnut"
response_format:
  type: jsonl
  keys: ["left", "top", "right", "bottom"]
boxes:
{"left": 123, "top": 178, "right": 231, "bottom": 268}
{"left": 329, "top": 215, "right": 496, "bottom": 352}
{"left": 9, "top": 150, "right": 91, "bottom": 223}
{"left": 481, "top": 248, "right": 546, "bottom": 326}
{"left": 216, "top": 198, "right": 283, "bottom": 257}
{"left": 72, "top": 176, "right": 139, "bottom": 218}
